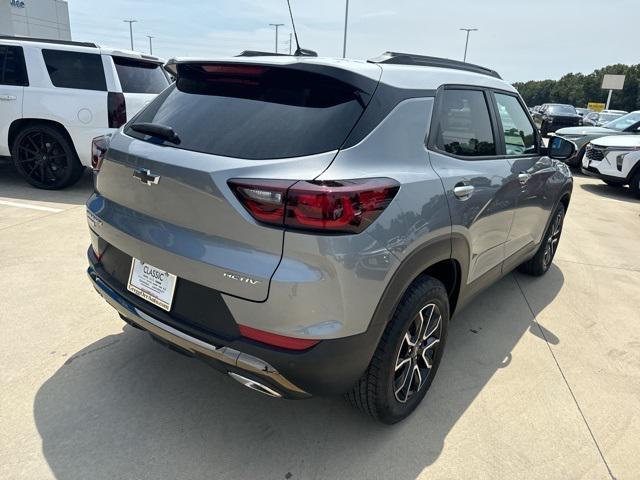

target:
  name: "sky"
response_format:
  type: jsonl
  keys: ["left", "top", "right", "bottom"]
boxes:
{"left": 68, "top": 0, "right": 639, "bottom": 83}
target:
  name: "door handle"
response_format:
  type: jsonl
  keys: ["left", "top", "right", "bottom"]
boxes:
{"left": 0, "top": 95, "right": 17, "bottom": 101}
{"left": 518, "top": 173, "right": 531, "bottom": 185}
{"left": 453, "top": 184, "right": 474, "bottom": 199}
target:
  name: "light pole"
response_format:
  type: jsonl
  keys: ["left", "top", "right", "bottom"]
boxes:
{"left": 123, "top": 19, "right": 137, "bottom": 51}
{"left": 342, "top": 0, "right": 349, "bottom": 58}
{"left": 146, "top": 35, "right": 154, "bottom": 55}
{"left": 289, "top": 32, "right": 292, "bottom": 55}
{"left": 460, "top": 28, "right": 478, "bottom": 62}
{"left": 269, "top": 23, "right": 284, "bottom": 53}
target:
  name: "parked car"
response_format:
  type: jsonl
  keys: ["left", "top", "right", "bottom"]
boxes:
{"left": 532, "top": 104, "right": 582, "bottom": 136}
{"left": 0, "top": 36, "right": 169, "bottom": 189}
{"left": 582, "top": 111, "right": 625, "bottom": 127}
{"left": 555, "top": 111, "right": 640, "bottom": 166}
{"left": 581, "top": 135, "right": 640, "bottom": 196}
{"left": 575, "top": 107, "right": 591, "bottom": 117}
{"left": 86, "top": 52, "right": 574, "bottom": 424}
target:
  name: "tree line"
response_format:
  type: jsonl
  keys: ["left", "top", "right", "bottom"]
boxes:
{"left": 513, "top": 64, "right": 640, "bottom": 112}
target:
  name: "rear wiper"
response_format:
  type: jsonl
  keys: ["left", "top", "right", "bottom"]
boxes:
{"left": 130, "top": 122, "right": 181, "bottom": 145}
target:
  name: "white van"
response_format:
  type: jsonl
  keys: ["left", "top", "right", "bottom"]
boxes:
{"left": 0, "top": 36, "right": 169, "bottom": 189}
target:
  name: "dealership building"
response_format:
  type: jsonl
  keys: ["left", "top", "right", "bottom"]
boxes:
{"left": 0, "top": 0, "right": 71, "bottom": 40}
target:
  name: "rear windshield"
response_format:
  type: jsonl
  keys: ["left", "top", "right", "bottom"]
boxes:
{"left": 113, "top": 57, "right": 169, "bottom": 94}
{"left": 125, "top": 63, "right": 370, "bottom": 159}
{"left": 547, "top": 105, "right": 577, "bottom": 115}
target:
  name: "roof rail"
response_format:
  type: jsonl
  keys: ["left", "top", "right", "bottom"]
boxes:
{"left": 0, "top": 35, "right": 98, "bottom": 49}
{"left": 368, "top": 52, "right": 502, "bottom": 79}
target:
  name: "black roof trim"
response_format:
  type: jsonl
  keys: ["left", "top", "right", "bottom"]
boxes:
{"left": 236, "top": 50, "right": 290, "bottom": 57}
{"left": 368, "top": 52, "right": 502, "bottom": 79}
{"left": 0, "top": 35, "right": 98, "bottom": 49}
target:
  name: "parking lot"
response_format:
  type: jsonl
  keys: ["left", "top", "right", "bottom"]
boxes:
{"left": 0, "top": 160, "right": 639, "bottom": 479}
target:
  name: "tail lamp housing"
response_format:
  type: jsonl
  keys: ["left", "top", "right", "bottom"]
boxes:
{"left": 229, "top": 178, "right": 400, "bottom": 234}
{"left": 91, "top": 134, "right": 111, "bottom": 171}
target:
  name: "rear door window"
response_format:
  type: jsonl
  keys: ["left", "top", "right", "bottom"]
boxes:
{"left": 0, "top": 45, "right": 28, "bottom": 86}
{"left": 494, "top": 93, "right": 537, "bottom": 155}
{"left": 432, "top": 89, "right": 496, "bottom": 157}
{"left": 113, "top": 56, "right": 168, "bottom": 94}
{"left": 126, "top": 63, "right": 371, "bottom": 159}
{"left": 42, "top": 49, "right": 106, "bottom": 91}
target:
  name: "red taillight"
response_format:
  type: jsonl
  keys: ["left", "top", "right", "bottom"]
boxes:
{"left": 107, "top": 91, "right": 127, "bottom": 128}
{"left": 228, "top": 178, "right": 399, "bottom": 234}
{"left": 91, "top": 134, "right": 111, "bottom": 171}
{"left": 239, "top": 325, "right": 319, "bottom": 351}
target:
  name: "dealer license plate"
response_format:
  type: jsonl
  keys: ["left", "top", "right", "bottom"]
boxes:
{"left": 127, "top": 258, "right": 177, "bottom": 312}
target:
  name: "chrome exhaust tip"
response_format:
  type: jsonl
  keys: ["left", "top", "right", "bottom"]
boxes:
{"left": 228, "top": 372, "right": 282, "bottom": 398}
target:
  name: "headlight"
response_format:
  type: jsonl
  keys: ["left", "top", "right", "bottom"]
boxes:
{"left": 615, "top": 149, "right": 640, "bottom": 171}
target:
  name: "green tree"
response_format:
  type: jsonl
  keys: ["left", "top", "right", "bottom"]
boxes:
{"left": 513, "top": 64, "right": 640, "bottom": 111}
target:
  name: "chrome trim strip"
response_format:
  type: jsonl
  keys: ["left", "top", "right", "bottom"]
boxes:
{"left": 87, "top": 267, "right": 308, "bottom": 397}
{"left": 228, "top": 372, "right": 282, "bottom": 398}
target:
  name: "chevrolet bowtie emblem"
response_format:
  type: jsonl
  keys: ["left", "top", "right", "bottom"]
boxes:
{"left": 133, "top": 168, "right": 160, "bottom": 186}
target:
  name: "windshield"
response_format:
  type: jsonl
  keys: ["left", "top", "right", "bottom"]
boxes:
{"left": 598, "top": 113, "right": 622, "bottom": 124}
{"left": 547, "top": 105, "right": 577, "bottom": 115}
{"left": 604, "top": 111, "right": 640, "bottom": 131}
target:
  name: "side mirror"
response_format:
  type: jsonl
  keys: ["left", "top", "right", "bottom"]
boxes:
{"left": 548, "top": 136, "right": 576, "bottom": 160}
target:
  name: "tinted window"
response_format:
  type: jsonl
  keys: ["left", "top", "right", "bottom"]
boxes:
{"left": 0, "top": 45, "right": 28, "bottom": 86}
{"left": 434, "top": 89, "right": 496, "bottom": 157}
{"left": 547, "top": 105, "right": 577, "bottom": 115}
{"left": 126, "top": 64, "right": 369, "bottom": 159}
{"left": 494, "top": 93, "right": 536, "bottom": 155}
{"left": 113, "top": 57, "right": 168, "bottom": 94}
{"left": 42, "top": 49, "right": 106, "bottom": 91}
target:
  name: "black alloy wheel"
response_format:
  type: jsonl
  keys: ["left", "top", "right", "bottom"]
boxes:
{"left": 12, "top": 125, "right": 83, "bottom": 189}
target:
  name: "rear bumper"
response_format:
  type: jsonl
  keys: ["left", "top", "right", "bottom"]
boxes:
{"left": 87, "top": 248, "right": 381, "bottom": 397}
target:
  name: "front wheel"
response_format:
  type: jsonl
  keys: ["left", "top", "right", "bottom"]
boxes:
{"left": 11, "top": 124, "right": 84, "bottom": 190}
{"left": 630, "top": 170, "right": 640, "bottom": 198}
{"left": 346, "top": 275, "right": 449, "bottom": 424}
{"left": 518, "top": 204, "right": 565, "bottom": 276}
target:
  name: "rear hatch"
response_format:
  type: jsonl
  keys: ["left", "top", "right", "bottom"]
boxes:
{"left": 111, "top": 55, "right": 170, "bottom": 119}
{"left": 92, "top": 59, "right": 381, "bottom": 302}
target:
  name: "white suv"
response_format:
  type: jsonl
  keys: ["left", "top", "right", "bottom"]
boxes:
{"left": 0, "top": 36, "right": 170, "bottom": 189}
{"left": 582, "top": 135, "right": 640, "bottom": 197}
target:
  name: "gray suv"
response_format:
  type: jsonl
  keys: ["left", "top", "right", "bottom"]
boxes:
{"left": 86, "top": 52, "right": 575, "bottom": 424}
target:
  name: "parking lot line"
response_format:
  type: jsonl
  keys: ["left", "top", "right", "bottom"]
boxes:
{"left": 0, "top": 199, "right": 63, "bottom": 213}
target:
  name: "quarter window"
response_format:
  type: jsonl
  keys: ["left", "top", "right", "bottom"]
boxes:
{"left": 0, "top": 45, "right": 28, "bottom": 86}
{"left": 494, "top": 93, "right": 537, "bottom": 155}
{"left": 42, "top": 49, "right": 106, "bottom": 91}
{"left": 434, "top": 89, "right": 496, "bottom": 157}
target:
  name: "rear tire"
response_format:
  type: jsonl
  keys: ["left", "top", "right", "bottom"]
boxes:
{"left": 518, "top": 204, "right": 565, "bottom": 276}
{"left": 346, "top": 275, "right": 449, "bottom": 424}
{"left": 11, "top": 124, "right": 84, "bottom": 190}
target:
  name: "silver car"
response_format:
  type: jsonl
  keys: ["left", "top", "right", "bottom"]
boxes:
{"left": 86, "top": 52, "right": 574, "bottom": 423}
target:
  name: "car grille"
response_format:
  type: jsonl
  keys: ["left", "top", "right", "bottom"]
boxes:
{"left": 552, "top": 116, "right": 580, "bottom": 127}
{"left": 586, "top": 146, "right": 605, "bottom": 161}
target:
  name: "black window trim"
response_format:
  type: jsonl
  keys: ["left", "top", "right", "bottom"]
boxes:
{"left": 426, "top": 84, "right": 502, "bottom": 161}
{"left": 0, "top": 44, "right": 29, "bottom": 87}
{"left": 488, "top": 88, "right": 542, "bottom": 159}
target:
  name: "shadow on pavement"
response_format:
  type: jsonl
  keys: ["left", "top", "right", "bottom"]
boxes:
{"left": 0, "top": 158, "right": 93, "bottom": 206}
{"left": 33, "top": 266, "right": 564, "bottom": 479}
{"left": 579, "top": 181, "right": 639, "bottom": 203}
